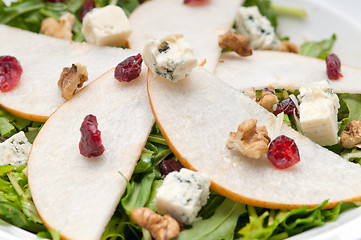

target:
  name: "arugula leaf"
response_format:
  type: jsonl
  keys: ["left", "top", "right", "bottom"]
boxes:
{"left": 299, "top": 34, "right": 337, "bottom": 59}
{"left": 0, "top": 107, "right": 43, "bottom": 142}
{"left": 121, "top": 170, "right": 156, "bottom": 214}
{"left": 176, "top": 198, "right": 246, "bottom": 240}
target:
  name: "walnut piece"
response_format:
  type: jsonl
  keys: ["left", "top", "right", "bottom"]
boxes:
{"left": 279, "top": 41, "right": 299, "bottom": 53}
{"left": 244, "top": 87, "right": 256, "bottom": 102}
{"left": 340, "top": 120, "right": 361, "bottom": 148}
{"left": 227, "top": 119, "right": 271, "bottom": 159}
{"left": 41, "top": 12, "right": 75, "bottom": 40}
{"left": 218, "top": 31, "right": 252, "bottom": 57}
{"left": 58, "top": 63, "right": 88, "bottom": 100}
{"left": 131, "top": 207, "right": 180, "bottom": 240}
{"left": 258, "top": 87, "right": 278, "bottom": 112}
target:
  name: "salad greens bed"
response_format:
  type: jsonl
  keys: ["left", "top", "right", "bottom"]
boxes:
{"left": 0, "top": 0, "right": 360, "bottom": 239}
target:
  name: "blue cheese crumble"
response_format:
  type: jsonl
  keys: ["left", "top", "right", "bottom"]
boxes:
{"left": 235, "top": 6, "right": 280, "bottom": 50}
{"left": 142, "top": 34, "right": 197, "bottom": 82}
{"left": 298, "top": 82, "right": 340, "bottom": 146}
{"left": 155, "top": 168, "right": 210, "bottom": 225}
{"left": 0, "top": 131, "right": 32, "bottom": 166}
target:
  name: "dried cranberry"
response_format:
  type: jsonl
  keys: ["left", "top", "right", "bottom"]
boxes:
{"left": 80, "top": 0, "right": 95, "bottom": 22}
{"left": 0, "top": 56, "right": 23, "bottom": 92}
{"left": 274, "top": 98, "right": 299, "bottom": 116}
{"left": 326, "top": 53, "right": 342, "bottom": 80}
{"left": 267, "top": 135, "right": 300, "bottom": 169}
{"left": 79, "top": 114, "right": 105, "bottom": 158}
{"left": 160, "top": 159, "right": 184, "bottom": 176}
{"left": 114, "top": 54, "right": 143, "bottom": 82}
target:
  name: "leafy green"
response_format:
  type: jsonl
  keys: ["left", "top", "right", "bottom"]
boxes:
{"left": 176, "top": 198, "right": 246, "bottom": 240}
{"left": 237, "top": 201, "right": 355, "bottom": 240}
{"left": 0, "top": 107, "right": 43, "bottom": 143}
{"left": 0, "top": 165, "right": 52, "bottom": 236}
{"left": 299, "top": 34, "right": 337, "bottom": 59}
{"left": 0, "top": 0, "right": 140, "bottom": 42}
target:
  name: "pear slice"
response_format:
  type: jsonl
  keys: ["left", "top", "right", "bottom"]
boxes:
{"left": 128, "top": 0, "right": 242, "bottom": 72}
{"left": 147, "top": 66, "right": 361, "bottom": 209}
{"left": 0, "top": 24, "right": 140, "bottom": 122}
{"left": 27, "top": 66, "right": 154, "bottom": 240}
{"left": 215, "top": 51, "right": 361, "bottom": 92}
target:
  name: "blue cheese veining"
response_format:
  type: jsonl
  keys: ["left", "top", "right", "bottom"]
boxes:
{"left": 235, "top": 6, "right": 280, "bottom": 50}
{"left": 298, "top": 82, "right": 340, "bottom": 146}
{"left": 155, "top": 168, "right": 210, "bottom": 225}
{"left": 142, "top": 34, "right": 197, "bottom": 82}
{"left": 0, "top": 131, "right": 32, "bottom": 166}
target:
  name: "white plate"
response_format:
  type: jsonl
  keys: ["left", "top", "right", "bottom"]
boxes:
{"left": 1, "top": 1, "right": 361, "bottom": 239}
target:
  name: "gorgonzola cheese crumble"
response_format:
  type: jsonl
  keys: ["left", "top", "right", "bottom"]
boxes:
{"left": 298, "top": 82, "right": 340, "bottom": 146}
{"left": 235, "top": 6, "right": 280, "bottom": 50}
{"left": 0, "top": 131, "right": 32, "bottom": 166}
{"left": 82, "top": 5, "right": 131, "bottom": 47}
{"left": 142, "top": 34, "right": 197, "bottom": 82}
{"left": 155, "top": 168, "right": 210, "bottom": 225}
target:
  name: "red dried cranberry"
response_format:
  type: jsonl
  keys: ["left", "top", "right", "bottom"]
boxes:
{"left": 267, "top": 135, "right": 300, "bottom": 169}
{"left": 0, "top": 56, "right": 23, "bottom": 92}
{"left": 326, "top": 53, "right": 342, "bottom": 80}
{"left": 160, "top": 159, "right": 184, "bottom": 176}
{"left": 80, "top": 0, "right": 95, "bottom": 22}
{"left": 184, "top": 0, "right": 208, "bottom": 5}
{"left": 114, "top": 54, "right": 143, "bottom": 82}
{"left": 79, "top": 114, "right": 105, "bottom": 158}
{"left": 274, "top": 98, "right": 299, "bottom": 116}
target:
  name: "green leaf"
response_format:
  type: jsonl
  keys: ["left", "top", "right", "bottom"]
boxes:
{"left": 0, "top": 117, "right": 15, "bottom": 137}
{"left": 121, "top": 171, "right": 156, "bottom": 214}
{"left": 239, "top": 206, "right": 279, "bottom": 240}
{"left": 144, "top": 179, "right": 163, "bottom": 211}
{"left": 133, "top": 152, "right": 154, "bottom": 174}
{"left": 176, "top": 198, "right": 246, "bottom": 240}
{"left": 299, "top": 34, "right": 337, "bottom": 59}
{"left": 0, "top": 165, "right": 16, "bottom": 175}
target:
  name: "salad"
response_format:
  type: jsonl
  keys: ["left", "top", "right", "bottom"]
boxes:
{"left": 0, "top": 0, "right": 361, "bottom": 239}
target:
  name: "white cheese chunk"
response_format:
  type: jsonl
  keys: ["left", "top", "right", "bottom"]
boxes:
{"left": 235, "top": 6, "right": 280, "bottom": 50}
{"left": 0, "top": 131, "right": 32, "bottom": 166}
{"left": 82, "top": 5, "right": 131, "bottom": 47}
{"left": 142, "top": 34, "right": 197, "bottom": 82}
{"left": 155, "top": 168, "right": 210, "bottom": 224}
{"left": 298, "top": 82, "right": 340, "bottom": 146}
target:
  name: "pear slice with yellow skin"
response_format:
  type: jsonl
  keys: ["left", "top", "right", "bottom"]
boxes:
{"left": 215, "top": 51, "right": 361, "bottom": 93}
{"left": 0, "top": 24, "right": 139, "bottom": 122}
{"left": 28, "top": 66, "right": 154, "bottom": 240}
{"left": 147, "top": 66, "right": 361, "bottom": 209}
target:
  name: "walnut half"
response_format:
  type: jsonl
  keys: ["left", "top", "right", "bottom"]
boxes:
{"left": 340, "top": 120, "right": 361, "bottom": 148}
{"left": 227, "top": 119, "right": 271, "bottom": 159}
{"left": 58, "top": 63, "right": 88, "bottom": 100}
{"left": 41, "top": 12, "right": 75, "bottom": 40}
{"left": 131, "top": 207, "right": 180, "bottom": 240}
{"left": 258, "top": 87, "right": 278, "bottom": 112}
{"left": 218, "top": 31, "right": 252, "bottom": 57}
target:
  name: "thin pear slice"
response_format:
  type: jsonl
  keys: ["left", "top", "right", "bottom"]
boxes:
{"left": 215, "top": 51, "right": 361, "bottom": 93}
{"left": 27, "top": 67, "right": 154, "bottom": 240}
{"left": 128, "top": 0, "right": 242, "bottom": 72}
{"left": 0, "top": 24, "right": 140, "bottom": 122}
{"left": 148, "top": 66, "right": 361, "bottom": 209}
